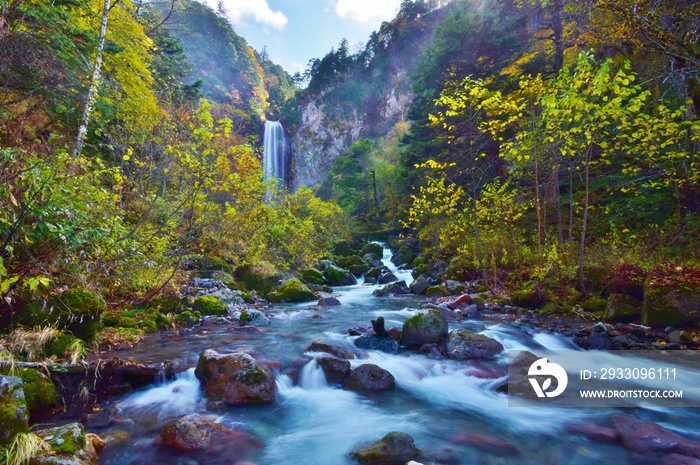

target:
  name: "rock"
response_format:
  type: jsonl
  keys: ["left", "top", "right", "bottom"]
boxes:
{"left": 642, "top": 265, "right": 700, "bottom": 327}
{"left": 604, "top": 293, "right": 643, "bottom": 323}
{"left": 371, "top": 316, "right": 389, "bottom": 337}
{"left": 235, "top": 263, "right": 283, "bottom": 296}
{"left": 268, "top": 278, "right": 318, "bottom": 303}
{"left": 192, "top": 295, "right": 229, "bottom": 316}
{"left": 421, "top": 303, "right": 461, "bottom": 322}
{"left": 306, "top": 340, "right": 355, "bottom": 359}
{"left": 569, "top": 422, "right": 618, "bottom": 443}
{"left": 350, "top": 431, "right": 418, "bottom": 464}
{"left": 419, "top": 343, "right": 445, "bottom": 359}
{"left": 378, "top": 271, "right": 398, "bottom": 284}
{"left": 0, "top": 375, "right": 29, "bottom": 445}
{"left": 458, "top": 304, "right": 479, "bottom": 317}
{"left": 448, "top": 294, "right": 473, "bottom": 309}
{"left": 343, "top": 364, "right": 395, "bottom": 391}
{"left": 425, "top": 285, "right": 448, "bottom": 298}
{"left": 318, "top": 297, "right": 341, "bottom": 306}
{"left": 348, "top": 326, "right": 373, "bottom": 337}
{"left": 363, "top": 255, "right": 384, "bottom": 268}
{"left": 301, "top": 267, "right": 326, "bottom": 285}
{"left": 400, "top": 309, "right": 448, "bottom": 349}
{"left": 444, "top": 280, "right": 466, "bottom": 295}
{"left": 239, "top": 309, "right": 271, "bottom": 326}
{"left": 450, "top": 432, "right": 518, "bottom": 455}
{"left": 373, "top": 281, "right": 410, "bottom": 297}
{"left": 337, "top": 255, "right": 371, "bottom": 276}
{"left": 32, "top": 422, "right": 103, "bottom": 465}
{"left": 668, "top": 330, "right": 692, "bottom": 344}
{"left": 359, "top": 243, "right": 384, "bottom": 258}
{"left": 102, "top": 430, "right": 130, "bottom": 448}
{"left": 354, "top": 335, "right": 399, "bottom": 353}
{"left": 392, "top": 246, "right": 418, "bottom": 268}
{"left": 194, "top": 350, "right": 276, "bottom": 405}
{"left": 612, "top": 414, "right": 700, "bottom": 458}
{"left": 409, "top": 276, "right": 430, "bottom": 295}
{"left": 18, "top": 290, "right": 106, "bottom": 341}
{"left": 15, "top": 368, "right": 58, "bottom": 417}
{"left": 316, "top": 356, "right": 351, "bottom": 384}
{"left": 323, "top": 265, "right": 358, "bottom": 286}
{"left": 160, "top": 413, "right": 230, "bottom": 451}
{"left": 510, "top": 289, "right": 544, "bottom": 309}
{"left": 574, "top": 331, "right": 614, "bottom": 350}
{"left": 661, "top": 454, "right": 700, "bottom": 465}
{"left": 446, "top": 329, "right": 503, "bottom": 360}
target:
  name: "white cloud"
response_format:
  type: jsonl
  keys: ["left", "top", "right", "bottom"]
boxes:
{"left": 333, "top": 0, "right": 402, "bottom": 23}
{"left": 224, "top": 0, "right": 288, "bottom": 29}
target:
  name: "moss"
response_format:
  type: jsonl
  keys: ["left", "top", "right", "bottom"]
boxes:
{"left": 268, "top": 279, "right": 318, "bottom": 303}
{"left": 510, "top": 289, "right": 544, "bottom": 309}
{"left": 0, "top": 376, "right": 29, "bottom": 445}
{"left": 471, "top": 296, "right": 486, "bottom": 311}
{"left": 55, "top": 290, "right": 106, "bottom": 341}
{"left": 15, "top": 368, "right": 57, "bottom": 414}
{"left": 539, "top": 302, "right": 563, "bottom": 315}
{"left": 322, "top": 265, "right": 356, "bottom": 286}
{"left": 102, "top": 311, "right": 122, "bottom": 327}
{"left": 580, "top": 296, "right": 607, "bottom": 313}
{"left": 604, "top": 293, "right": 642, "bottom": 323}
{"left": 235, "top": 263, "right": 282, "bottom": 296}
{"left": 642, "top": 264, "right": 700, "bottom": 327}
{"left": 201, "top": 255, "right": 229, "bottom": 271}
{"left": 147, "top": 294, "right": 183, "bottom": 314}
{"left": 300, "top": 267, "right": 325, "bottom": 285}
{"left": 48, "top": 333, "right": 81, "bottom": 359}
{"left": 175, "top": 311, "right": 201, "bottom": 326}
{"left": 425, "top": 285, "right": 447, "bottom": 297}
{"left": 39, "top": 423, "right": 86, "bottom": 455}
{"left": 475, "top": 284, "right": 489, "bottom": 293}
{"left": 358, "top": 243, "right": 384, "bottom": 258}
{"left": 211, "top": 271, "right": 236, "bottom": 288}
{"left": 192, "top": 296, "right": 228, "bottom": 316}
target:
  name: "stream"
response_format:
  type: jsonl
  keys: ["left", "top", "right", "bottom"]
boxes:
{"left": 96, "top": 246, "right": 700, "bottom": 465}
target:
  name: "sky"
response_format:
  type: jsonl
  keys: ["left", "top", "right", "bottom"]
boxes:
{"left": 205, "top": 0, "right": 404, "bottom": 75}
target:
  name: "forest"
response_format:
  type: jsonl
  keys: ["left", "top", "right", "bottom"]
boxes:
{"left": 1, "top": 0, "right": 700, "bottom": 463}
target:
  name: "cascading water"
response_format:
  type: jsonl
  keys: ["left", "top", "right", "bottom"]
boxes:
{"left": 263, "top": 121, "right": 287, "bottom": 187}
{"left": 95, "top": 244, "right": 700, "bottom": 465}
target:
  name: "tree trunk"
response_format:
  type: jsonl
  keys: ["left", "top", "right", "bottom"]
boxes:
{"left": 74, "top": 0, "right": 111, "bottom": 158}
{"left": 568, "top": 165, "right": 574, "bottom": 247}
{"left": 535, "top": 158, "right": 542, "bottom": 268}
{"left": 578, "top": 146, "right": 591, "bottom": 296}
{"left": 471, "top": 169, "right": 489, "bottom": 289}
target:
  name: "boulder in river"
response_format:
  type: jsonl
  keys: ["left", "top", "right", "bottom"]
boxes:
{"left": 194, "top": 350, "right": 276, "bottom": 405}
{"left": 449, "top": 431, "right": 518, "bottom": 455}
{"left": 354, "top": 335, "right": 399, "bottom": 353}
{"left": 316, "top": 356, "right": 351, "bottom": 385}
{"left": 305, "top": 339, "right": 355, "bottom": 359}
{"left": 350, "top": 431, "right": 418, "bottom": 464}
{"left": 323, "top": 265, "right": 358, "bottom": 286}
{"left": 611, "top": 413, "right": 700, "bottom": 459}
{"left": 318, "top": 297, "right": 341, "bottom": 306}
{"left": 343, "top": 364, "right": 395, "bottom": 392}
{"left": 268, "top": 278, "right": 318, "bottom": 303}
{"left": 409, "top": 275, "right": 430, "bottom": 295}
{"left": 400, "top": 309, "right": 448, "bottom": 349}
{"left": 446, "top": 329, "right": 503, "bottom": 360}
{"left": 239, "top": 309, "right": 271, "bottom": 326}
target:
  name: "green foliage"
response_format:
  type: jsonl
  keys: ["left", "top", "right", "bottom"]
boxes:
{"left": 191, "top": 296, "right": 228, "bottom": 316}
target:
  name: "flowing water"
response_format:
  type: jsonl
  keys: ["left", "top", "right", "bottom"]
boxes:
{"left": 263, "top": 121, "right": 287, "bottom": 186}
{"left": 97, "top": 246, "right": 700, "bottom": 465}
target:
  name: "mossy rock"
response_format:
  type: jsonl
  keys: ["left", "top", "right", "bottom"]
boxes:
{"left": 102, "top": 310, "right": 123, "bottom": 327}
{"left": 425, "top": 285, "right": 448, "bottom": 298}
{"left": 268, "top": 279, "right": 318, "bottom": 303}
{"left": 38, "top": 422, "right": 86, "bottom": 455}
{"left": 604, "top": 293, "right": 642, "bottom": 323}
{"left": 235, "top": 263, "right": 282, "bottom": 296}
{"left": 201, "top": 255, "right": 230, "bottom": 271}
{"left": 351, "top": 431, "right": 417, "bottom": 464}
{"left": 539, "top": 302, "right": 563, "bottom": 315}
{"left": 16, "top": 289, "right": 105, "bottom": 341}
{"left": 400, "top": 309, "right": 448, "bottom": 348}
{"left": 443, "top": 256, "right": 480, "bottom": 281}
{"left": 642, "top": 264, "right": 700, "bottom": 327}
{"left": 412, "top": 263, "right": 429, "bottom": 279}
{"left": 0, "top": 375, "right": 29, "bottom": 445}
{"left": 510, "top": 289, "right": 544, "bottom": 309}
{"left": 606, "top": 264, "right": 647, "bottom": 300}
{"left": 333, "top": 240, "right": 357, "bottom": 257}
{"left": 175, "top": 311, "right": 201, "bottom": 326}
{"left": 387, "top": 236, "right": 401, "bottom": 250}
{"left": 444, "top": 280, "right": 466, "bottom": 295}
{"left": 210, "top": 271, "right": 237, "bottom": 289}
{"left": 358, "top": 243, "right": 384, "bottom": 258}
{"left": 583, "top": 265, "right": 608, "bottom": 294}
{"left": 192, "top": 296, "right": 229, "bottom": 316}
{"left": 48, "top": 333, "right": 83, "bottom": 359}
{"left": 16, "top": 368, "right": 58, "bottom": 415}
{"left": 300, "top": 267, "right": 325, "bottom": 285}
{"left": 391, "top": 246, "right": 418, "bottom": 268}
{"left": 471, "top": 296, "right": 486, "bottom": 311}
{"left": 580, "top": 296, "right": 607, "bottom": 313}
{"left": 323, "top": 265, "right": 357, "bottom": 286}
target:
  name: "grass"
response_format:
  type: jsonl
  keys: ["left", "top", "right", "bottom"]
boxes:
{"left": 0, "top": 432, "right": 50, "bottom": 465}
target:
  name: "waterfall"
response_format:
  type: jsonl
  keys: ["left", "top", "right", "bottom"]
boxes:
{"left": 263, "top": 121, "right": 287, "bottom": 187}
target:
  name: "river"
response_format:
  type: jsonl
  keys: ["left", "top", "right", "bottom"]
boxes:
{"left": 96, "top": 245, "right": 700, "bottom": 465}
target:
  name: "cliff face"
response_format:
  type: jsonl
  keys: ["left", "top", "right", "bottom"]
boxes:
{"left": 289, "top": 5, "right": 447, "bottom": 190}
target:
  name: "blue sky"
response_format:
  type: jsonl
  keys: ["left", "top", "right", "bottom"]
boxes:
{"left": 206, "top": 0, "right": 404, "bottom": 75}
